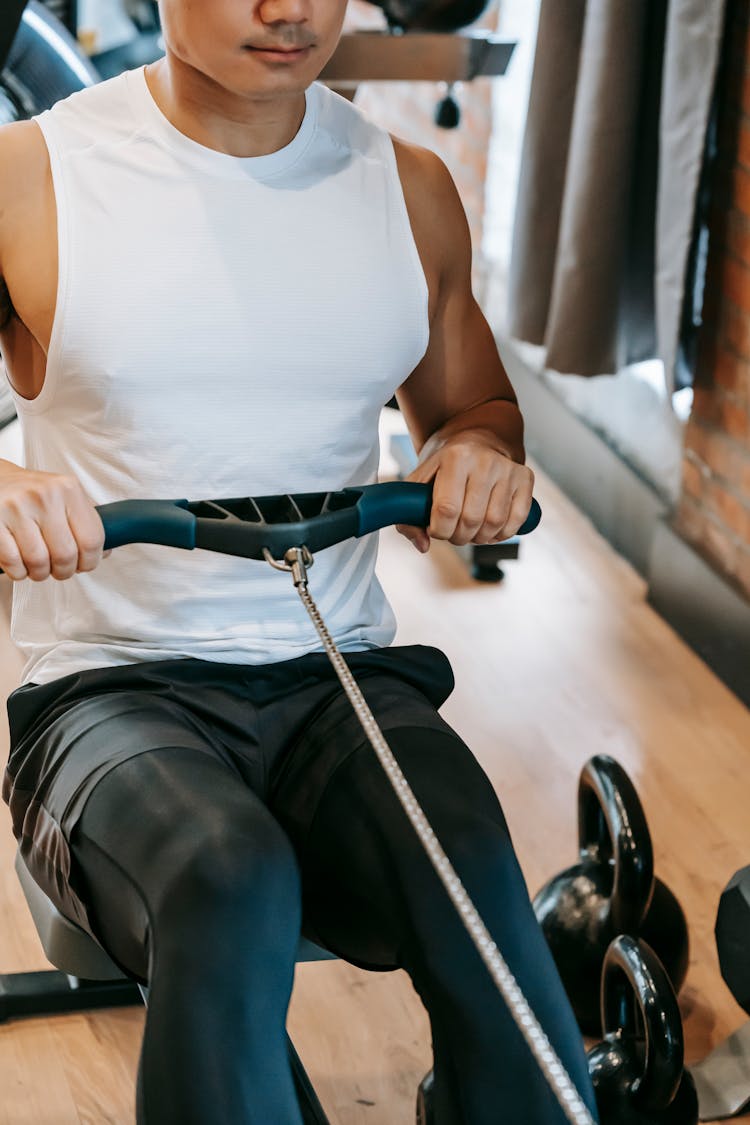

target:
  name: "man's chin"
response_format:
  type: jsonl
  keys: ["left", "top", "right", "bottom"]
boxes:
{"left": 227, "top": 55, "right": 323, "bottom": 97}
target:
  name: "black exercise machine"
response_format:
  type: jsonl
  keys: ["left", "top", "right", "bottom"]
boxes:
{"left": 0, "top": 2, "right": 97, "bottom": 125}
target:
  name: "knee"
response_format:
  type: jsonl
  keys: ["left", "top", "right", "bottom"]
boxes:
{"left": 155, "top": 816, "right": 302, "bottom": 936}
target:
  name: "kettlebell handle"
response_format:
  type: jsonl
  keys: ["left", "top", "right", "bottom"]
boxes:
{"left": 577, "top": 755, "right": 654, "bottom": 934}
{"left": 600, "top": 935, "right": 685, "bottom": 1111}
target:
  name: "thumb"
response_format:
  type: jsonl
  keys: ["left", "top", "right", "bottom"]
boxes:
{"left": 396, "top": 524, "right": 430, "bottom": 553}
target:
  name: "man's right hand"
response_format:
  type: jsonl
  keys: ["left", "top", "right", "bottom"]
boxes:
{"left": 0, "top": 460, "right": 107, "bottom": 581}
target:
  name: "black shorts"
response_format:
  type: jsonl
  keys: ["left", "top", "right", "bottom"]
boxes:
{"left": 3, "top": 645, "right": 455, "bottom": 940}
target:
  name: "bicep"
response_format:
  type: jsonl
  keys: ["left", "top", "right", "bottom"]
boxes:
{"left": 395, "top": 160, "right": 518, "bottom": 451}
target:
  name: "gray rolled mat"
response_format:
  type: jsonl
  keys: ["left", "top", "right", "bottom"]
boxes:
{"left": 689, "top": 1021, "right": 750, "bottom": 1121}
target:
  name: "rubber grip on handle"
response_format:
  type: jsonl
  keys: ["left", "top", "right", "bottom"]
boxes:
{"left": 99, "top": 499, "right": 195, "bottom": 551}
{"left": 357, "top": 483, "right": 542, "bottom": 538}
{"left": 518, "top": 497, "right": 542, "bottom": 536}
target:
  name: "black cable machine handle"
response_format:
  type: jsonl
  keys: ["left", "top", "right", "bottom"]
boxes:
{"left": 98, "top": 483, "right": 541, "bottom": 558}
{"left": 0, "top": 483, "right": 542, "bottom": 572}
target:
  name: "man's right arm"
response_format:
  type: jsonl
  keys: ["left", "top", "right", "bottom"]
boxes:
{"left": 0, "top": 123, "right": 108, "bottom": 584}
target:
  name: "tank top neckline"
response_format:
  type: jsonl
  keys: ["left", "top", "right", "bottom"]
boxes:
{"left": 125, "top": 66, "right": 319, "bottom": 181}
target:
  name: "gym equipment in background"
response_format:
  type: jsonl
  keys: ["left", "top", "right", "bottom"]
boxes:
{"left": 0, "top": 1, "right": 96, "bottom": 139}
{"left": 687, "top": 866, "right": 750, "bottom": 1121}
{"left": 321, "top": 28, "right": 514, "bottom": 130}
{"left": 533, "top": 755, "right": 689, "bottom": 1036}
{"left": 84, "top": 0, "right": 164, "bottom": 80}
{"left": 716, "top": 864, "right": 750, "bottom": 1015}
{"left": 587, "top": 936, "right": 698, "bottom": 1124}
{"left": 37, "top": 0, "right": 77, "bottom": 33}
{"left": 374, "top": 0, "right": 490, "bottom": 32}
{"left": 690, "top": 1022, "right": 750, "bottom": 1122}
{"left": 0, "top": 0, "right": 26, "bottom": 73}
{"left": 2, "top": 481, "right": 602, "bottom": 1125}
{"left": 364, "top": 0, "right": 496, "bottom": 128}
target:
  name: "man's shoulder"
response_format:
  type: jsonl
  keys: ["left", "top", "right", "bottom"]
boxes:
{"left": 0, "top": 120, "right": 50, "bottom": 217}
{"left": 389, "top": 136, "right": 469, "bottom": 281}
{"left": 389, "top": 136, "right": 456, "bottom": 203}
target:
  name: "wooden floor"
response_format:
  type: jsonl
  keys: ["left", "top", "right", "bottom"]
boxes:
{"left": 0, "top": 460, "right": 749, "bottom": 1124}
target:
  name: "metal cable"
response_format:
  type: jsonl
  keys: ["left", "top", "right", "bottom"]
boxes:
{"left": 264, "top": 546, "right": 595, "bottom": 1125}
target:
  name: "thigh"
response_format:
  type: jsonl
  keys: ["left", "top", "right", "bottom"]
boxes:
{"left": 69, "top": 745, "right": 302, "bottom": 984}
{"left": 271, "top": 676, "right": 512, "bottom": 969}
{"left": 6, "top": 662, "right": 267, "bottom": 938}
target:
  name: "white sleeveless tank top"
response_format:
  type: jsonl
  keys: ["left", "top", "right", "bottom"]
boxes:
{"left": 9, "top": 68, "right": 429, "bottom": 685}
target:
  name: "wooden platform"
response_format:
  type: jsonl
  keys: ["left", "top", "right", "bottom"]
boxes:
{"left": 0, "top": 463, "right": 748, "bottom": 1123}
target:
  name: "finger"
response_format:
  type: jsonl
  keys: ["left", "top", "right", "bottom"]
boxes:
{"left": 473, "top": 480, "right": 513, "bottom": 544}
{"left": 41, "top": 511, "right": 83, "bottom": 581}
{"left": 395, "top": 524, "right": 430, "bottom": 553}
{"left": 495, "top": 478, "right": 535, "bottom": 541}
{"left": 428, "top": 462, "right": 468, "bottom": 542}
{"left": 10, "top": 521, "right": 51, "bottom": 582}
{"left": 397, "top": 527, "right": 430, "bottom": 553}
{"left": 451, "top": 473, "right": 495, "bottom": 546}
{"left": 64, "top": 489, "right": 106, "bottom": 573}
{"left": 0, "top": 527, "right": 28, "bottom": 581}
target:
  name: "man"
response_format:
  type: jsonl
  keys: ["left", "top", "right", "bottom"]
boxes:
{"left": 0, "top": 1, "right": 598, "bottom": 1122}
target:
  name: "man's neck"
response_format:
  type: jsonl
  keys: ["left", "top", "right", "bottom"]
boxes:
{"left": 145, "top": 56, "right": 307, "bottom": 159}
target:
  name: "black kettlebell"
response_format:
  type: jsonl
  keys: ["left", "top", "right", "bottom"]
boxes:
{"left": 588, "top": 936, "right": 698, "bottom": 1123}
{"left": 417, "top": 937, "right": 696, "bottom": 1125}
{"left": 533, "top": 755, "right": 689, "bottom": 1035}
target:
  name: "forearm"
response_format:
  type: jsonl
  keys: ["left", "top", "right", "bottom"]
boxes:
{"left": 417, "top": 397, "right": 526, "bottom": 467}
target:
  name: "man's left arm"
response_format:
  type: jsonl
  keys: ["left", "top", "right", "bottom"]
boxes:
{"left": 393, "top": 142, "right": 534, "bottom": 554}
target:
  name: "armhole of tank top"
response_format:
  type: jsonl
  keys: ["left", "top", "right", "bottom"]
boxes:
{"left": 13, "top": 112, "right": 71, "bottom": 416}
{"left": 379, "top": 131, "right": 430, "bottom": 360}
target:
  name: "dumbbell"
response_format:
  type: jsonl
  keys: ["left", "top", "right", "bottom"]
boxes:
{"left": 716, "top": 864, "right": 750, "bottom": 1013}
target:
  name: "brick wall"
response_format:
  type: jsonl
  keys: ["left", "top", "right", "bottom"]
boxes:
{"left": 677, "top": 0, "right": 750, "bottom": 598}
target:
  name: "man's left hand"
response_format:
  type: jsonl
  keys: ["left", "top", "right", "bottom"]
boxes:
{"left": 396, "top": 433, "right": 535, "bottom": 553}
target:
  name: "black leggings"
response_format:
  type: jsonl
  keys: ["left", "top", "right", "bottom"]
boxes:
{"left": 68, "top": 728, "right": 598, "bottom": 1125}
